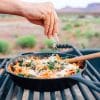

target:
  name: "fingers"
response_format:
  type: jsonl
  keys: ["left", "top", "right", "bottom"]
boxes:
{"left": 47, "top": 10, "right": 55, "bottom": 38}
{"left": 43, "top": 2, "right": 59, "bottom": 38}
{"left": 44, "top": 11, "right": 58, "bottom": 38}
{"left": 44, "top": 13, "right": 50, "bottom": 36}
{"left": 53, "top": 11, "right": 59, "bottom": 36}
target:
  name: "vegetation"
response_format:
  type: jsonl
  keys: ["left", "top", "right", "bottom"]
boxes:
{"left": 62, "top": 23, "right": 73, "bottom": 31}
{"left": 0, "top": 40, "right": 10, "bottom": 54}
{"left": 83, "top": 31, "right": 100, "bottom": 38}
{"left": 60, "top": 15, "right": 100, "bottom": 48}
{"left": 44, "top": 39, "right": 55, "bottom": 48}
{"left": 73, "top": 21, "right": 82, "bottom": 27}
{"left": 0, "top": 15, "right": 100, "bottom": 56}
{"left": 16, "top": 35, "right": 36, "bottom": 48}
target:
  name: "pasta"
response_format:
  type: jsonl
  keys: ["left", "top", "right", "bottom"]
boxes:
{"left": 8, "top": 54, "right": 81, "bottom": 79}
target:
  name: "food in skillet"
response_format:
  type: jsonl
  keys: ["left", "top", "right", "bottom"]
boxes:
{"left": 8, "top": 54, "right": 81, "bottom": 79}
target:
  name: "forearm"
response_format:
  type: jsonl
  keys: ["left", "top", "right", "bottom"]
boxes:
{"left": 0, "top": 0, "right": 23, "bottom": 16}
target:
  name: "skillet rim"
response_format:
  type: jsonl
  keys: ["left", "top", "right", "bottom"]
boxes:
{"left": 6, "top": 52, "right": 86, "bottom": 80}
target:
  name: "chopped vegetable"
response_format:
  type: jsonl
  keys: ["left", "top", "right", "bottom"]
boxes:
{"left": 8, "top": 54, "right": 81, "bottom": 79}
{"left": 48, "top": 61, "right": 55, "bottom": 70}
{"left": 27, "top": 74, "right": 36, "bottom": 78}
{"left": 18, "top": 73, "right": 24, "bottom": 77}
{"left": 19, "top": 60, "right": 23, "bottom": 66}
{"left": 26, "top": 60, "right": 33, "bottom": 67}
{"left": 76, "top": 69, "right": 80, "bottom": 73}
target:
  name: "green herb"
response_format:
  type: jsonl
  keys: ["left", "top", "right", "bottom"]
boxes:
{"left": 27, "top": 74, "right": 36, "bottom": 78}
{"left": 54, "top": 60, "right": 57, "bottom": 63}
{"left": 76, "top": 69, "right": 80, "bottom": 73}
{"left": 19, "top": 60, "right": 23, "bottom": 66}
{"left": 31, "top": 62, "right": 35, "bottom": 68}
{"left": 18, "top": 73, "right": 24, "bottom": 77}
{"left": 48, "top": 61, "right": 55, "bottom": 70}
{"left": 26, "top": 60, "right": 32, "bottom": 67}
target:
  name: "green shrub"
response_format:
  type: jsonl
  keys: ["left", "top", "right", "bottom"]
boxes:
{"left": 61, "top": 16, "right": 67, "bottom": 22}
{"left": 94, "top": 32, "right": 100, "bottom": 37}
{"left": 73, "top": 22, "right": 82, "bottom": 27}
{"left": 16, "top": 35, "right": 36, "bottom": 48}
{"left": 0, "top": 40, "right": 10, "bottom": 54}
{"left": 75, "top": 29, "right": 83, "bottom": 37}
{"left": 44, "top": 39, "right": 55, "bottom": 48}
{"left": 75, "top": 29, "right": 100, "bottom": 39}
{"left": 62, "top": 23, "right": 73, "bottom": 31}
{"left": 82, "top": 31, "right": 98, "bottom": 38}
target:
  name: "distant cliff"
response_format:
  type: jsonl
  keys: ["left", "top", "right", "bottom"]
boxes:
{"left": 57, "top": 3, "right": 100, "bottom": 14}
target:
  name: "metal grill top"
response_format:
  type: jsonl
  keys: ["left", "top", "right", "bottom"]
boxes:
{"left": 0, "top": 44, "right": 100, "bottom": 100}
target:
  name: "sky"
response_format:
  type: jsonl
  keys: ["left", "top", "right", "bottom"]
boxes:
{"left": 23, "top": 0, "right": 100, "bottom": 9}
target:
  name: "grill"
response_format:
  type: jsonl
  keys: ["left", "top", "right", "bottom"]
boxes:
{"left": 0, "top": 44, "right": 100, "bottom": 100}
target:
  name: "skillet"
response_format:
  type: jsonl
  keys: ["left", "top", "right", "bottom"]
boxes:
{"left": 6, "top": 52, "right": 100, "bottom": 92}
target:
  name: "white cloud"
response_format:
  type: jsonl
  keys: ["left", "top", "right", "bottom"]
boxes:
{"left": 23, "top": 0, "right": 100, "bottom": 9}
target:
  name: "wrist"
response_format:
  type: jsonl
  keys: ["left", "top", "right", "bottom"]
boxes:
{"left": 10, "top": 0, "right": 24, "bottom": 16}
{"left": 20, "top": 2, "right": 36, "bottom": 18}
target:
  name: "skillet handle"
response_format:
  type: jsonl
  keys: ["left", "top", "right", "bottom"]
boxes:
{"left": 18, "top": 52, "right": 34, "bottom": 56}
{"left": 0, "top": 72, "right": 6, "bottom": 79}
{"left": 71, "top": 74, "right": 100, "bottom": 92}
{"left": 0, "top": 75, "right": 2, "bottom": 78}
{"left": 0, "top": 68, "right": 5, "bottom": 79}
{"left": 56, "top": 44, "right": 72, "bottom": 48}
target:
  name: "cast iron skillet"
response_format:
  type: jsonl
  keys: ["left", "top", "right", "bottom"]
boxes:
{"left": 6, "top": 52, "right": 100, "bottom": 92}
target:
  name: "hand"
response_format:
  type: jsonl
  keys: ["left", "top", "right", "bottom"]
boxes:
{"left": 21, "top": 2, "right": 59, "bottom": 38}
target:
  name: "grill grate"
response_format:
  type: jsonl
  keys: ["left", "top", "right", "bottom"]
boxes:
{"left": 0, "top": 44, "right": 100, "bottom": 100}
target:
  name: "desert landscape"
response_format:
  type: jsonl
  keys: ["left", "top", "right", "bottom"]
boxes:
{"left": 0, "top": 3, "right": 100, "bottom": 58}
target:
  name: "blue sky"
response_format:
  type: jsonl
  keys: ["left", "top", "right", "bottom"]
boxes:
{"left": 23, "top": 0, "right": 100, "bottom": 9}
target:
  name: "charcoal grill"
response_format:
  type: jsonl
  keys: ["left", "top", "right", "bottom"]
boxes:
{"left": 0, "top": 44, "right": 100, "bottom": 100}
